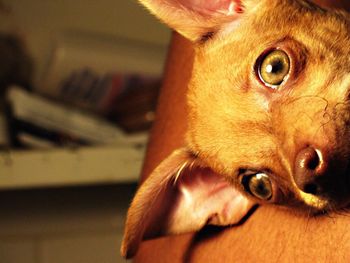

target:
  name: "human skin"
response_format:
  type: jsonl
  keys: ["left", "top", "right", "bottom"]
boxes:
{"left": 134, "top": 1, "right": 350, "bottom": 262}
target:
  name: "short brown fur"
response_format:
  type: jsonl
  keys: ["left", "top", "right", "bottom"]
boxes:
{"left": 122, "top": 0, "right": 350, "bottom": 258}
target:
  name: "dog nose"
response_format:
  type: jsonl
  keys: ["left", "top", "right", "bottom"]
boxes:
{"left": 294, "top": 147, "right": 325, "bottom": 195}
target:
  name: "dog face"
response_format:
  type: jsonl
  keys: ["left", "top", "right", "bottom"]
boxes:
{"left": 122, "top": 0, "right": 350, "bottom": 258}
{"left": 187, "top": 0, "right": 350, "bottom": 211}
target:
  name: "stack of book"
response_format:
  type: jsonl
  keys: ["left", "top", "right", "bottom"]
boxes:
{"left": 4, "top": 86, "right": 148, "bottom": 149}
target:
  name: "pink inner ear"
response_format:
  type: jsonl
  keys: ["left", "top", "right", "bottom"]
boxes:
{"left": 164, "top": 167, "right": 254, "bottom": 234}
{"left": 177, "top": 0, "right": 244, "bottom": 16}
{"left": 121, "top": 149, "right": 256, "bottom": 258}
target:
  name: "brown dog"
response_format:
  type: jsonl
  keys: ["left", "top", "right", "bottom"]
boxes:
{"left": 121, "top": 0, "right": 350, "bottom": 258}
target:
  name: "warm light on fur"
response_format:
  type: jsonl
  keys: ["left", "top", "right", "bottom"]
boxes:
{"left": 122, "top": 0, "right": 350, "bottom": 258}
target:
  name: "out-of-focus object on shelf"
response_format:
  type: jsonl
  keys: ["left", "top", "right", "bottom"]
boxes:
{"left": 0, "top": 0, "right": 171, "bottom": 86}
{"left": 0, "top": 33, "right": 34, "bottom": 148}
{"left": 106, "top": 75, "right": 160, "bottom": 132}
{"left": 6, "top": 86, "right": 122, "bottom": 146}
{"left": 0, "top": 110, "right": 9, "bottom": 147}
{"left": 41, "top": 33, "right": 165, "bottom": 91}
{"left": 2, "top": 86, "right": 148, "bottom": 189}
{"left": 0, "top": 34, "right": 33, "bottom": 95}
{"left": 0, "top": 145, "right": 144, "bottom": 190}
{"left": 58, "top": 71, "right": 161, "bottom": 133}
{"left": 0, "top": 1, "right": 168, "bottom": 190}
{"left": 39, "top": 33, "right": 164, "bottom": 133}
{"left": 6, "top": 86, "right": 149, "bottom": 148}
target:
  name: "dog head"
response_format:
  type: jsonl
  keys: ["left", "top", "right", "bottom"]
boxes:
{"left": 122, "top": 0, "right": 350, "bottom": 258}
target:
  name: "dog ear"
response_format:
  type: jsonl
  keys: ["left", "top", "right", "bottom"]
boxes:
{"left": 138, "top": 0, "right": 247, "bottom": 41}
{"left": 121, "top": 148, "right": 255, "bottom": 258}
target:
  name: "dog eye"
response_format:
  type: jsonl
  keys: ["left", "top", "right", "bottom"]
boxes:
{"left": 258, "top": 50, "right": 290, "bottom": 88}
{"left": 242, "top": 173, "right": 273, "bottom": 200}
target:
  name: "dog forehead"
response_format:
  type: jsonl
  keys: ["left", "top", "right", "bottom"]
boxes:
{"left": 189, "top": 0, "right": 350, "bottom": 95}
{"left": 185, "top": 0, "right": 350, "bottom": 169}
{"left": 202, "top": 0, "right": 349, "bottom": 52}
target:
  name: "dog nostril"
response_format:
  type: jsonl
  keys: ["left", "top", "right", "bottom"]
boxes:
{"left": 303, "top": 183, "right": 318, "bottom": 195}
{"left": 300, "top": 147, "right": 321, "bottom": 171}
{"left": 294, "top": 147, "right": 325, "bottom": 195}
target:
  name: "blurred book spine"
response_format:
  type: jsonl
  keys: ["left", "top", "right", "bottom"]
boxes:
{"left": 39, "top": 33, "right": 163, "bottom": 133}
{"left": 6, "top": 86, "right": 129, "bottom": 147}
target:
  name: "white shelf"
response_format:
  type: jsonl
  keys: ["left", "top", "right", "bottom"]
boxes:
{"left": 0, "top": 146, "right": 143, "bottom": 190}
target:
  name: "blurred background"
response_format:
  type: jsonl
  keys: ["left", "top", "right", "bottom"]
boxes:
{"left": 0, "top": 0, "right": 170, "bottom": 262}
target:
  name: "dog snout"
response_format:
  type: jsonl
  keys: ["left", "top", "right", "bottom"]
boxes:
{"left": 294, "top": 146, "right": 327, "bottom": 195}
